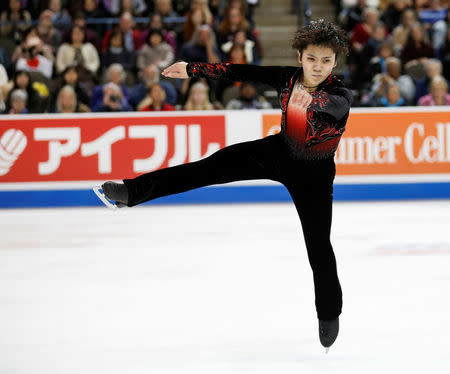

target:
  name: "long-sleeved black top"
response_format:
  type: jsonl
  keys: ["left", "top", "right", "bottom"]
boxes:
{"left": 186, "top": 62, "right": 353, "bottom": 160}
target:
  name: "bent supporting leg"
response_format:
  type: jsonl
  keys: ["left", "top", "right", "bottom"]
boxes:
{"left": 286, "top": 185, "right": 343, "bottom": 320}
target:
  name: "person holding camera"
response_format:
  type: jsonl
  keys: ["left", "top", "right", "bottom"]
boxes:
{"left": 15, "top": 35, "right": 53, "bottom": 79}
{"left": 92, "top": 82, "right": 132, "bottom": 112}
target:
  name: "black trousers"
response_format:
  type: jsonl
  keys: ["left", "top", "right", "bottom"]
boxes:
{"left": 124, "top": 134, "right": 342, "bottom": 320}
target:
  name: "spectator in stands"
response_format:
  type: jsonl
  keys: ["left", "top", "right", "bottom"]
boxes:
{"left": 350, "top": 8, "right": 380, "bottom": 54}
{"left": 183, "top": 80, "right": 222, "bottom": 110}
{"left": 418, "top": 75, "right": 450, "bottom": 105}
{"left": 361, "top": 56, "right": 415, "bottom": 105}
{"left": 54, "top": 84, "right": 90, "bottom": 113}
{"left": 136, "top": 13, "right": 177, "bottom": 52}
{"left": 379, "top": 82, "right": 406, "bottom": 106}
{"left": 227, "top": 0, "right": 254, "bottom": 27}
{"left": 338, "top": 0, "right": 368, "bottom": 32}
{"left": 418, "top": 0, "right": 448, "bottom": 51}
{"left": 8, "top": 89, "right": 28, "bottom": 114}
{"left": 48, "top": 0, "right": 72, "bottom": 33}
{"left": 63, "top": 11, "right": 101, "bottom": 52}
{"left": 0, "top": 0, "right": 32, "bottom": 43}
{"left": 400, "top": 22, "right": 435, "bottom": 64}
{"left": 91, "top": 64, "right": 130, "bottom": 110}
{"left": 129, "top": 64, "right": 177, "bottom": 108}
{"left": 225, "top": 42, "right": 247, "bottom": 64}
{"left": 182, "top": 7, "right": 210, "bottom": 42}
{"left": 55, "top": 85, "right": 77, "bottom": 113}
{"left": 152, "top": 0, "right": 181, "bottom": 33}
{"left": 5, "top": 71, "right": 43, "bottom": 113}
{"left": 221, "top": 29, "right": 260, "bottom": 64}
{"left": 48, "top": 65, "right": 91, "bottom": 112}
{"left": 400, "top": 23, "right": 434, "bottom": 78}
{"left": 93, "top": 82, "right": 132, "bottom": 112}
{"left": 56, "top": 25, "right": 100, "bottom": 82}
{"left": 108, "top": 0, "right": 148, "bottom": 17}
{"left": 187, "top": 0, "right": 213, "bottom": 26}
{"left": 12, "top": 28, "right": 55, "bottom": 67}
{"left": 138, "top": 83, "right": 175, "bottom": 111}
{"left": 226, "top": 81, "right": 272, "bottom": 109}
{"left": 15, "top": 36, "right": 54, "bottom": 80}
{"left": 358, "top": 22, "right": 389, "bottom": 70}
{"left": 362, "top": 41, "right": 396, "bottom": 84}
{"left": 136, "top": 29, "right": 175, "bottom": 74}
{"left": 101, "top": 29, "right": 136, "bottom": 71}
{"left": 36, "top": 10, "right": 62, "bottom": 53}
{"left": 217, "top": 5, "right": 251, "bottom": 48}
{"left": 179, "top": 24, "right": 220, "bottom": 63}
{"left": 392, "top": 8, "right": 417, "bottom": 55}
{"left": 381, "top": 0, "right": 410, "bottom": 32}
{"left": 414, "top": 58, "right": 449, "bottom": 102}
{"left": 102, "top": 12, "right": 140, "bottom": 52}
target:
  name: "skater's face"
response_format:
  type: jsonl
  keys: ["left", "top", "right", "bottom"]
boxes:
{"left": 297, "top": 45, "right": 336, "bottom": 87}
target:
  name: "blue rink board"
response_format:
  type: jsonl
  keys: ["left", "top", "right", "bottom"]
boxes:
{"left": 1, "top": 183, "right": 450, "bottom": 208}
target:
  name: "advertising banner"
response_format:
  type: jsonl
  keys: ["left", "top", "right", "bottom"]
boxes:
{"left": 0, "top": 114, "right": 226, "bottom": 183}
{"left": 1, "top": 108, "right": 449, "bottom": 207}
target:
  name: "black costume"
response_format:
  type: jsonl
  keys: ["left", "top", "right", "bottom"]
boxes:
{"left": 123, "top": 62, "right": 353, "bottom": 321}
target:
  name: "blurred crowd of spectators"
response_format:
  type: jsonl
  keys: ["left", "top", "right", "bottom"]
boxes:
{"left": 0, "top": 0, "right": 449, "bottom": 115}
{"left": 0, "top": 0, "right": 267, "bottom": 114}
{"left": 336, "top": 0, "right": 450, "bottom": 106}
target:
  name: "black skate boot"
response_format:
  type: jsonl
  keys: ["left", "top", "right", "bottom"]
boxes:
{"left": 102, "top": 181, "right": 129, "bottom": 208}
{"left": 319, "top": 317, "right": 339, "bottom": 352}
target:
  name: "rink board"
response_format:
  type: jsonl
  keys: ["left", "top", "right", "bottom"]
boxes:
{"left": 1, "top": 183, "right": 450, "bottom": 208}
{"left": 1, "top": 109, "right": 449, "bottom": 208}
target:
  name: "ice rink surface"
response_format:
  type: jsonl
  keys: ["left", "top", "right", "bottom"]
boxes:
{"left": 1, "top": 200, "right": 450, "bottom": 374}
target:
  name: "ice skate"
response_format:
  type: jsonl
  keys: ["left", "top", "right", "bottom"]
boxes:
{"left": 93, "top": 181, "right": 129, "bottom": 209}
{"left": 319, "top": 317, "right": 339, "bottom": 352}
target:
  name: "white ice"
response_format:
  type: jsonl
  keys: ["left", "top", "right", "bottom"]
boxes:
{"left": 1, "top": 200, "right": 450, "bottom": 374}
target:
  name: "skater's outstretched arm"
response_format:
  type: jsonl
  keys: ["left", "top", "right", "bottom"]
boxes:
{"left": 162, "top": 61, "right": 297, "bottom": 89}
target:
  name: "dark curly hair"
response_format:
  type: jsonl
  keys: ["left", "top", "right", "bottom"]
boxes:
{"left": 292, "top": 19, "right": 349, "bottom": 58}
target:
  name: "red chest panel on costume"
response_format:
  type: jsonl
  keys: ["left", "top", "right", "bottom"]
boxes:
{"left": 285, "top": 93, "right": 342, "bottom": 158}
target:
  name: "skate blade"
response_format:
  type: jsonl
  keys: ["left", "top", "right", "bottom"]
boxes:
{"left": 325, "top": 347, "right": 330, "bottom": 354}
{"left": 93, "top": 185, "right": 118, "bottom": 210}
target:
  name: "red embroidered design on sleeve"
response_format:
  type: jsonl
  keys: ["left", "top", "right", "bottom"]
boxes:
{"left": 191, "top": 63, "right": 231, "bottom": 78}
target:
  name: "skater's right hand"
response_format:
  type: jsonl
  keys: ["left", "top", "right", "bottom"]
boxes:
{"left": 162, "top": 62, "right": 188, "bottom": 79}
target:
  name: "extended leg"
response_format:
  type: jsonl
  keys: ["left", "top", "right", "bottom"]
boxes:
{"left": 123, "top": 135, "right": 284, "bottom": 206}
